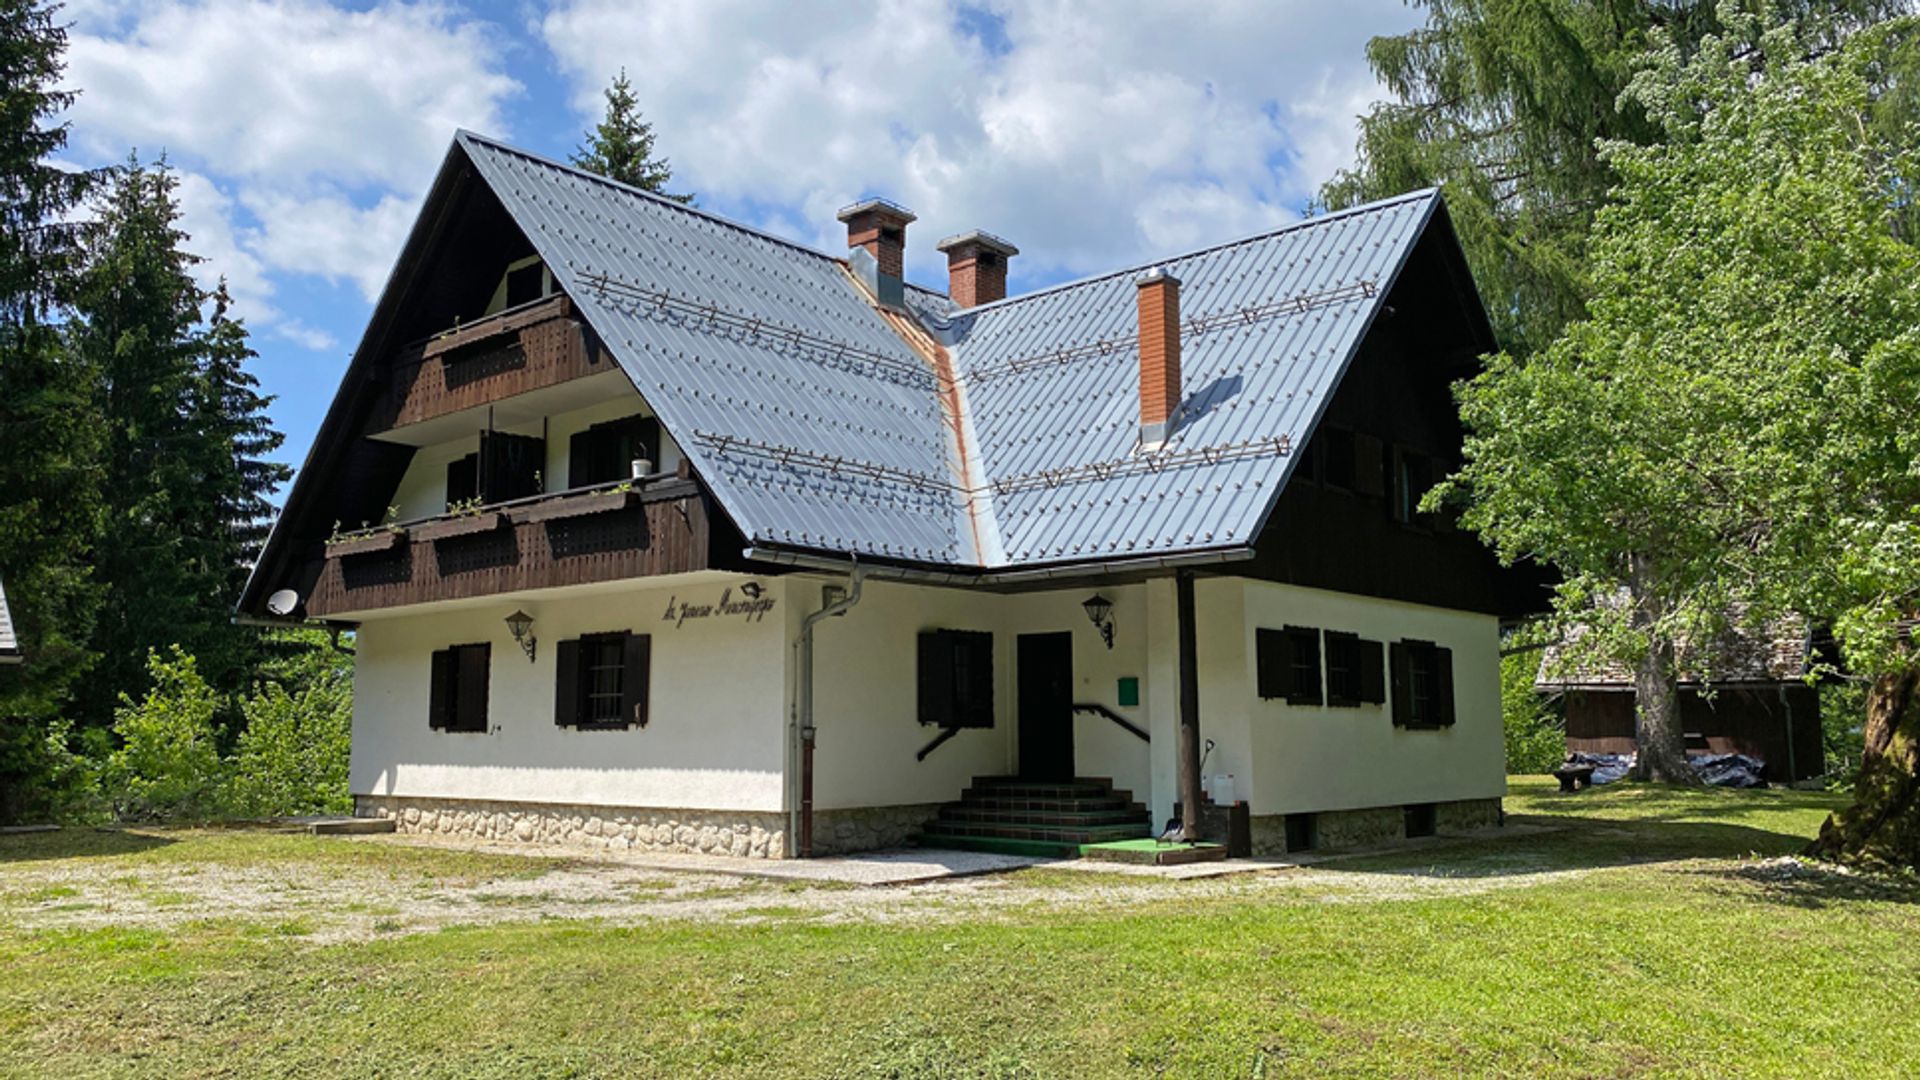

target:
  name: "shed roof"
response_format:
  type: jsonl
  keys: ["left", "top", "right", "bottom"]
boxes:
{"left": 0, "top": 575, "right": 19, "bottom": 662}
{"left": 1535, "top": 612, "right": 1812, "bottom": 690}
{"left": 456, "top": 131, "right": 1455, "bottom": 572}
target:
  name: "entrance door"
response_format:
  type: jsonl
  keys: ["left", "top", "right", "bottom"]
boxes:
{"left": 1017, "top": 632, "right": 1074, "bottom": 780}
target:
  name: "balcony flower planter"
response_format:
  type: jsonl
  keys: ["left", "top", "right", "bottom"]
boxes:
{"left": 412, "top": 511, "right": 505, "bottom": 543}
{"left": 325, "top": 529, "right": 405, "bottom": 558}
{"left": 514, "top": 489, "right": 636, "bottom": 524}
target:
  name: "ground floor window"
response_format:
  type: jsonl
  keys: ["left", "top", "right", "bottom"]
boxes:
{"left": 428, "top": 643, "right": 490, "bottom": 733}
{"left": 1256, "top": 626, "right": 1322, "bottom": 705}
{"left": 1390, "top": 639, "right": 1455, "bottom": 728}
{"left": 1323, "top": 631, "right": 1386, "bottom": 707}
{"left": 555, "top": 630, "right": 651, "bottom": 729}
{"left": 918, "top": 629, "right": 994, "bottom": 728}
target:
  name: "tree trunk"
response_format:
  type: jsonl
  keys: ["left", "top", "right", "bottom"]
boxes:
{"left": 1809, "top": 667, "right": 1920, "bottom": 871}
{"left": 1625, "top": 556, "right": 1698, "bottom": 784}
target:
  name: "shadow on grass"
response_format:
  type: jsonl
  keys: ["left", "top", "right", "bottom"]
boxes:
{"left": 1323, "top": 817, "right": 1825, "bottom": 881}
{"left": 0, "top": 827, "right": 175, "bottom": 864}
{"left": 1691, "top": 858, "right": 1920, "bottom": 909}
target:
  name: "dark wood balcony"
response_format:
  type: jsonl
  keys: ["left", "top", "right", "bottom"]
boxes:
{"left": 305, "top": 476, "right": 712, "bottom": 618}
{"left": 366, "top": 294, "right": 615, "bottom": 435}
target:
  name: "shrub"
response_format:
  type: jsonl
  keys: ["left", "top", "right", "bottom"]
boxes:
{"left": 102, "top": 647, "right": 226, "bottom": 821}
{"left": 1503, "top": 644, "right": 1565, "bottom": 775}
{"left": 224, "top": 646, "right": 352, "bottom": 817}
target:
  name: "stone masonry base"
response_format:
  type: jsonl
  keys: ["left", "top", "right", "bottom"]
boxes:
{"left": 1248, "top": 796, "right": 1502, "bottom": 857}
{"left": 356, "top": 795, "right": 943, "bottom": 859}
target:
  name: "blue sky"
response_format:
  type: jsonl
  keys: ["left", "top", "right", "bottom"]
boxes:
{"left": 54, "top": 0, "right": 1421, "bottom": 483}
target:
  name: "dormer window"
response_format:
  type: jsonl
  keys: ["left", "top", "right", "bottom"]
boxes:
{"left": 486, "top": 255, "right": 554, "bottom": 315}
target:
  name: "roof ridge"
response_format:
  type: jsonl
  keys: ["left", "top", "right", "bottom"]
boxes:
{"left": 455, "top": 129, "right": 856, "bottom": 270}
{"left": 942, "top": 187, "right": 1441, "bottom": 319}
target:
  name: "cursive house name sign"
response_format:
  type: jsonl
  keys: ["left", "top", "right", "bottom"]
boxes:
{"left": 661, "top": 585, "right": 778, "bottom": 627}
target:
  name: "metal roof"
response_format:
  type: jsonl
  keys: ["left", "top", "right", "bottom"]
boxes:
{"left": 452, "top": 132, "right": 1447, "bottom": 571}
{"left": 0, "top": 575, "right": 19, "bottom": 660}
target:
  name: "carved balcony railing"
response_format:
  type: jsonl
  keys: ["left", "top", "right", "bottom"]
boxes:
{"left": 366, "top": 294, "right": 613, "bottom": 433}
{"left": 306, "top": 476, "right": 710, "bottom": 618}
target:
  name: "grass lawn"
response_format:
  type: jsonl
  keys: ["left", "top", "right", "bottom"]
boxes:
{"left": 3, "top": 779, "right": 1918, "bottom": 1078}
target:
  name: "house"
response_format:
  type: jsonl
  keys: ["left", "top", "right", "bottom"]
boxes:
{"left": 1535, "top": 617, "right": 1825, "bottom": 782}
{"left": 240, "top": 131, "right": 1541, "bottom": 858}
{"left": 0, "top": 576, "right": 19, "bottom": 666}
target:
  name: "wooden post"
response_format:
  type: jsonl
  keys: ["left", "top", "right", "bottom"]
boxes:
{"left": 1176, "top": 570, "right": 1203, "bottom": 842}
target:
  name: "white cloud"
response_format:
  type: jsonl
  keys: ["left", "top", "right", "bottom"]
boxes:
{"left": 63, "top": 0, "right": 519, "bottom": 188}
{"left": 540, "top": 0, "right": 1415, "bottom": 285}
{"left": 59, "top": 0, "right": 521, "bottom": 349}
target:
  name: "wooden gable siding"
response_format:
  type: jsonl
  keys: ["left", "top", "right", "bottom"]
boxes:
{"left": 366, "top": 294, "right": 611, "bottom": 433}
{"left": 305, "top": 479, "right": 711, "bottom": 617}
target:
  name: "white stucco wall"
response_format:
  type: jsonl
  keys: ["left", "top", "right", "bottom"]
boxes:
{"left": 1237, "top": 580, "right": 1505, "bottom": 817}
{"left": 349, "top": 575, "right": 786, "bottom": 812}
{"left": 804, "top": 577, "right": 1154, "bottom": 810}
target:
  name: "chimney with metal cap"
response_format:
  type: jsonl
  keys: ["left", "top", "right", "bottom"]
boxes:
{"left": 935, "top": 230, "right": 1018, "bottom": 307}
{"left": 837, "top": 199, "right": 915, "bottom": 308}
{"left": 1136, "top": 266, "right": 1182, "bottom": 447}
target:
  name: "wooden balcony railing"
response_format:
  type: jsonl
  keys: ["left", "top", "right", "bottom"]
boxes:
{"left": 366, "top": 294, "right": 612, "bottom": 433}
{"left": 305, "top": 476, "right": 711, "bottom": 617}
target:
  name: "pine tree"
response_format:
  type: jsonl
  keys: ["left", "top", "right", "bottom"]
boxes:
{"left": 571, "top": 69, "right": 693, "bottom": 203}
{"left": 0, "top": 0, "right": 105, "bottom": 822}
{"left": 69, "top": 159, "right": 287, "bottom": 720}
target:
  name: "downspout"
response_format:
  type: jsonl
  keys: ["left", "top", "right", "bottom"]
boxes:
{"left": 1777, "top": 683, "right": 1797, "bottom": 784}
{"left": 793, "top": 558, "right": 866, "bottom": 857}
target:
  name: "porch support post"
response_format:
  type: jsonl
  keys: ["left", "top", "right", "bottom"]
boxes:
{"left": 1175, "top": 570, "right": 1203, "bottom": 842}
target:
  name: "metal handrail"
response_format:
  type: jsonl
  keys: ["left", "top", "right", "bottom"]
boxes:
{"left": 1072, "top": 702, "right": 1150, "bottom": 743}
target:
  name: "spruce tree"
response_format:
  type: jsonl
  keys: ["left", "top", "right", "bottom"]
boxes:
{"left": 69, "top": 159, "right": 286, "bottom": 719}
{"left": 571, "top": 69, "right": 693, "bottom": 203}
{"left": 0, "top": 0, "right": 105, "bottom": 821}
{"left": 1321, "top": 0, "right": 1906, "bottom": 355}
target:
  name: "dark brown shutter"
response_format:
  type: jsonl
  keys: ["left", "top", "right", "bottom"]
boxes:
{"left": 455, "top": 643, "right": 490, "bottom": 732}
{"left": 917, "top": 631, "right": 952, "bottom": 726}
{"left": 1434, "top": 646, "right": 1455, "bottom": 726}
{"left": 554, "top": 638, "right": 581, "bottom": 727}
{"left": 481, "top": 431, "right": 545, "bottom": 503}
{"left": 621, "top": 633, "right": 651, "bottom": 727}
{"left": 1256, "top": 628, "right": 1285, "bottom": 700}
{"left": 429, "top": 648, "right": 454, "bottom": 729}
{"left": 957, "top": 631, "right": 993, "bottom": 728}
{"left": 445, "top": 454, "right": 479, "bottom": 509}
{"left": 568, "top": 430, "right": 592, "bottom": 488}
{"left": 1359, "top": 638, "right": 1386, "bottom": 704}
{"left": 633, "top": 416, "right": 661, "bottom": 470}
{"left": 1355, "top": 434, "right": 1385, "bottom": 497}
{"left": 1389, "top": 641, "right": 1411, "bottom": 725}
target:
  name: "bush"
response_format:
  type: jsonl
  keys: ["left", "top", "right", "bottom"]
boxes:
{"left": 224, "top": 645, "right": 352, "bottom": 817}
{"left": 1821, "top": 680, "right": 1870, "bottom": 788}
{"left": 1503, "top": 643, "right": 1565, "bottom": 775}
{"left": 102, "top": 647, "right": 226, "bottom": 821}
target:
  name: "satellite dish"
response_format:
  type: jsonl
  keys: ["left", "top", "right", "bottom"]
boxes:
{"left": 266, "top": 589, "right": 300, "bottom": 617}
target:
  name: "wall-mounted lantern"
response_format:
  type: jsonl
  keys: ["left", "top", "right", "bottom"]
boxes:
{"left": 1082, "top": 594, "right": 1115, "bottom": 650}
{"left": 505, "top": 609, "right": 537, "bottom": 663}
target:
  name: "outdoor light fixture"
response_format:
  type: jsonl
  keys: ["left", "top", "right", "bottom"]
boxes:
{"left": 504, "top": 609, "right": 537, "bottom": 663}
{"left": 1082, "top": 594, "right": 1115, "bottom": 649}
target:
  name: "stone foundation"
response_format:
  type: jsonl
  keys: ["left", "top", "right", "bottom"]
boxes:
{"left": 357, "top": 795, "right": 787, "bottom": 858}
{"left": 1249, "top": 797, "right": 1503, "bottom": 857}
{"left": 809, "top": 804, "right": 944, "bottom": 855}
{"left": 355, "top": 796, "right": 946, "bottom": 859}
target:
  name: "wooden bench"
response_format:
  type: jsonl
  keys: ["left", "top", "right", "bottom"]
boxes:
{"left": 1552, "top": 764, "right": 1596, "bottom": 793}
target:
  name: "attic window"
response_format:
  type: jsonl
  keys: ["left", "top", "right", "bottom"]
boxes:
{"left": 487, "top": 256, "right": 553, "bottom": 315}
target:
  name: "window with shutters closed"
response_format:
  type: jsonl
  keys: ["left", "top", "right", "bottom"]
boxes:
{"left": 554, "top": 630, "right": 652, "bottom": 729}
{"left": 1256, "top": 626, "right": 1323, "bottom": 705}
{"left": 428, "top": 643, "right": 490, "bottom": 733}
{"left": 917, "top": 630, "right": 993, "bottom": 728}
{"left": 1389, "top": 639, "right": 1455, "bottom": 728}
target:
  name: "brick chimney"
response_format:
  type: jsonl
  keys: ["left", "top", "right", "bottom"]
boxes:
{"left": 934, "top": 230, "right": 1019, "bottom": 307}
{"left": 837, "top": 199, "right": 915, "bottom": 308}
{"left": 1136, "top": 267, "right": 1182, "bottom": 447}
